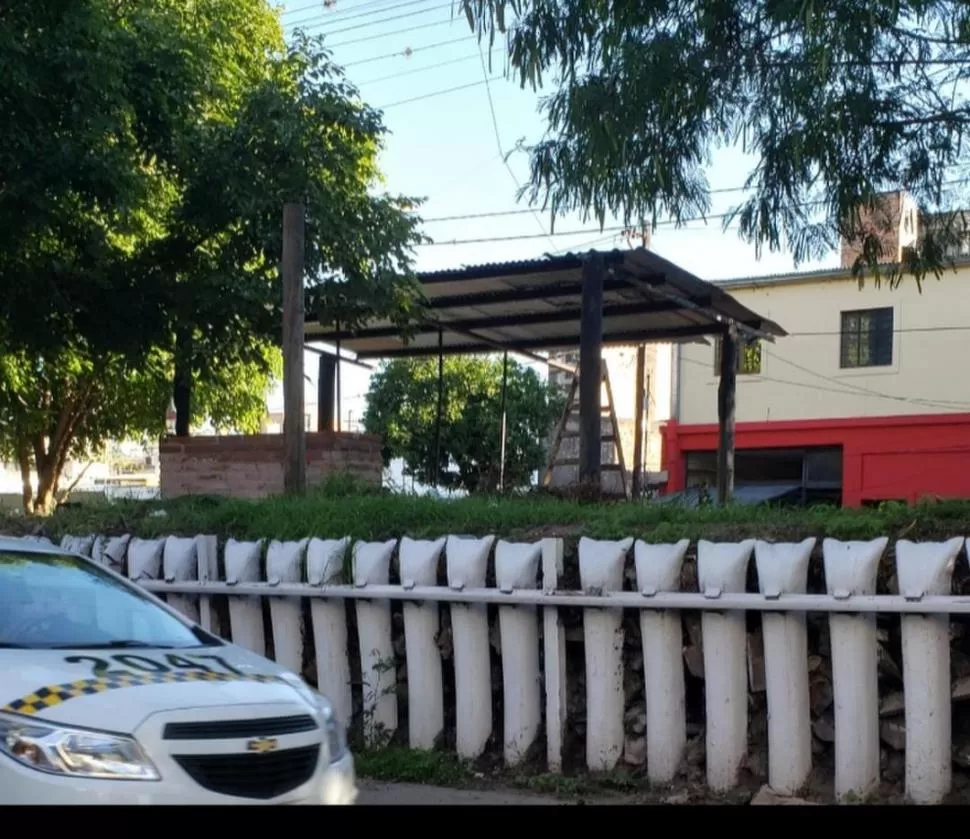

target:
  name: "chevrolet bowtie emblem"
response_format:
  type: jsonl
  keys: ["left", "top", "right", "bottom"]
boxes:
{"left": 247, "top": 737, "right": 279, "bottom": 754}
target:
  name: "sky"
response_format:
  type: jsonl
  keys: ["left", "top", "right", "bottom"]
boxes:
{"left": 268, "top": 0, "right": 843, "bottom": 430}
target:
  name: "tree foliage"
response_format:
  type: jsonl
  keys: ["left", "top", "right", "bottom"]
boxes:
{"left": 363, "top": 356, "right": 565, "bottom": 493}
{"left": 0, "top": 0, "right": 424, "bottom": 513}
{"left": 460, "top": 0, "right": 970, "bottom": 283}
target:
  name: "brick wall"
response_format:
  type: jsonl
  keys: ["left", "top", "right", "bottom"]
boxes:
{"left": 840, "top": 190, "right": 907, "bottom": 268}
{"left": 159, "top": 433, "right": 383, "bottom": 499}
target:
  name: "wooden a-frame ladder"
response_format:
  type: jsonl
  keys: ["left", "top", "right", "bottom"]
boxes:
{"left": 541, "top": 359, "right": 630, "bottom": 497}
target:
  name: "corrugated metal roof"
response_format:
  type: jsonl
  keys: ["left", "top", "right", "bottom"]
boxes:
{"left": 417, "top": 251, "right": 599, "bottom": 280}
{"left": 305, "top": 247, "right": 786, "bottom": 359}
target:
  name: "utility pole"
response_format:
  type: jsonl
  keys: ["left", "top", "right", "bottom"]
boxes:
{"left": 282, "top": 202, "right": 307, "bottom": 495}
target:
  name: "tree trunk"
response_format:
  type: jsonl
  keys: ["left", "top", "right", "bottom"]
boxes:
{"left": 26, "top": 433, "right": 60, "bottom": 516}
{"left": 33, "top": 463, "right": 59, "bottom": 516}
{"left": 22, "top": 410, "right": 87, "bottom": 516}
{"left": 16, "top": 440, "right": 33, "bottom": 515}
{"left": 173, "top": 327, "right": 193, "bottom": 437}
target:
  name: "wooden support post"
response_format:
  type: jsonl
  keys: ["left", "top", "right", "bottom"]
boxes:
{"left": 578, "top": 252, "right": 605, "bottom": 489}
{"left": 499, "top": 351, "right": 509, "bottom": 492}
{"left": 317, "top": 353, "right": 337, "bottom": 432}
{"left": 716, "top": 325, "right": 738, "bottom": 505}
{"left": 433, "top": 329, "right": 444, "bottom": 487}
{"left": 631, "top": 344, "right": 646, "bottom": 497}
{"left": 335, "top": 323, "right": 342, "bottom": 433}
{"left": 282, "top": 202, "right": 306, "bottom": 495}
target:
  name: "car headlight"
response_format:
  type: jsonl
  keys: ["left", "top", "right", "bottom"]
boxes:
{"left": 321, "top": 702, "right": 348, "bottom": 764}
{"left": 278, "top": 674, "right": 348, "bottom": 764}
{"left": 0, "top": 712, "right": 159, "bottom": 781}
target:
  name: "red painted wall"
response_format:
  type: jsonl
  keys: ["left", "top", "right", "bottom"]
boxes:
{"left": 660, "top": 413, "right": 970, "bottom": 507}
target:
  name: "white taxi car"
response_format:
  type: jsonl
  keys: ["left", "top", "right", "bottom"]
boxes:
{"left": 0, "top": 536, "right": 357, "bottom": 805}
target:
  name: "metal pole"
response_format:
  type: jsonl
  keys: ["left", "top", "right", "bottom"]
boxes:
{"left": 632, "top": 345, "right": 646, "bottom": 497}
{"left": 433, "top": 329, "right": 444, "bottom": 487}
{"left": 499, "top": 351, "right": 509, "bottom": 492}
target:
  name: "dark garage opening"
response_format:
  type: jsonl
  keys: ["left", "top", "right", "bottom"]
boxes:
{"left": 684, "top": 446, "right": 843, "bottom": 505}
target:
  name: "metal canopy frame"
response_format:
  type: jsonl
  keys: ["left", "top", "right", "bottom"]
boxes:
{"left": 306, "top": 247, "right": 786, "bottom": 501}
{"left": 304, "top": 248, "right": 786, "bottom": 359}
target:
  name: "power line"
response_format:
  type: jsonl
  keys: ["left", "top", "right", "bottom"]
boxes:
{"left": 419, "top": 215, "right": 740, "bottom": 246}
{"left": 765, "top": 347, "right": 970, "bottom": 408}
{"left": 288, "top": 3, "right": 970, "bottom": 76}
{"left": 280, "top": 0, "right": 328, "bottom": 17}
{"left": 285, "top": 0, "right": 414, "bottom": 26}
{"left": 422, "top": 225, "right": 628, "bottom": 245}
{"left": 785, "top": 324, "right": 970, "bottom": 337}
{"left": 296, "top": 9, "right": 970, "bottom": 72}
{"left": 342, "top": 34, "right": 478, "bottom": 67}
{"left": 357, "top": 49, "right": 506, "bottom": 86}
{"left": 376, "top": 77, "right": 498, "bottom": 109}
{"left": 418, "top": 184, "right": 750, "bottom": 223}
{"left": 477, "top": 42, "right": 558, "bottom": 252}
{"left": 552, "top": 230, "right": 625, "bottom": 254}
{"left": 411, "top": 176, "right": 970, "bottom": 245}
{"left": 421, "top": 206, "right": 554, "bottom": 222}
{"left": 283, "top": 0, "right": 403, "bottom": 20}
{"left": 293, "top": 1, "right": 455, "bottom": 37}
{"left": 329, "top": 15, "right": 469, "bottom": 48}
{"left": 679, "top": 354, "right": 970, "bottom": 409}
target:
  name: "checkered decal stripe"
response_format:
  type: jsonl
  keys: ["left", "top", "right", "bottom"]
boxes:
{"left": 3, "top": 671, "right": 284, "bottom": 715}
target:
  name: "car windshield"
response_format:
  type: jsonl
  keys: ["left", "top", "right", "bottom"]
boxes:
{"left": 0, "top": 549, "right": 215, "bottom": 650}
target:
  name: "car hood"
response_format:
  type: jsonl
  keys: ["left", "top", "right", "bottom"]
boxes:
{"left": 0, "top": 644, "right": 313, "bottom": 733}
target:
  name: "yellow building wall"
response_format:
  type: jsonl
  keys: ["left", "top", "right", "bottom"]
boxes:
{"left": 679, "top": 265, "right": 970, "bottom": 425}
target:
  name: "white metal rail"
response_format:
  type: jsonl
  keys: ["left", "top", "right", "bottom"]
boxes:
{"left": 137, "top": 580, "right": 970, "bottom": 615}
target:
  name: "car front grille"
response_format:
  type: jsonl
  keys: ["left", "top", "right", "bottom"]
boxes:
{"left": 173, "top": 745, "right": 321, "bottom": 800}
{"left": 162, "top": 715, "right": 318, "bottom": 740}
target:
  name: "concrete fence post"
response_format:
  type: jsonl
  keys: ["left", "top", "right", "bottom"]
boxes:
{"left": 896, "top": 537, "right": 964, "bottom": 804}
{"left": 224, "top": 539, "right": 266, "bottom": 657}
{"left": 698, "top": 538, "right": 755, "bottom": 791}
{"left": 495, "top": 539, "right": 543, "bottom": 767}
{"left": 822, "top": 536, "right": 887, "bottom": 802}
{"left": 163, "top": 536, "right": 201, "bottom": 623}
{"left": 353, "top": 539, "right": 399, "bottom": 747}
{"left": 266, "top": 538, "right": 309, "bottom": 676}
{"left": 307, "top": 537, "right": 352, "bottom": 727}
{"left": 446, "top": 535, "right": 496, "bottom": 760}
{"left": 755, "top": 537, "right": 816, "bottom": 795}
{"left": 195, "top": 535, "right": 220, "bottom": 636}
{"left": 128, "top": 537, "right": 165, "bottom": 584}
{"left": 93, "top": 534, "right": 131, "bottom": 574}
{"left": 398, "top": 536, "right": 447, "bottom": 750}
{"left": 579, "top": 536, "right": 634, "bottom": 771}
{"left": 634, "top": 538, "right": 690, "bottom": 783}
{"left": 541, "top": 538, "right": 567, "bottom": 772}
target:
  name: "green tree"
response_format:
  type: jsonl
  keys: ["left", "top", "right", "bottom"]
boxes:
{"left": 0, "top": 0, "right": 424, "bottom": 513}
{"left": 363, "top": 356, "right": 565, "bottom": 493}
{"left": 0, "top": 345, "right": 171, "bottom": 513}
{"left": 460, "top": 0, "right": 970, "bottom": 282}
